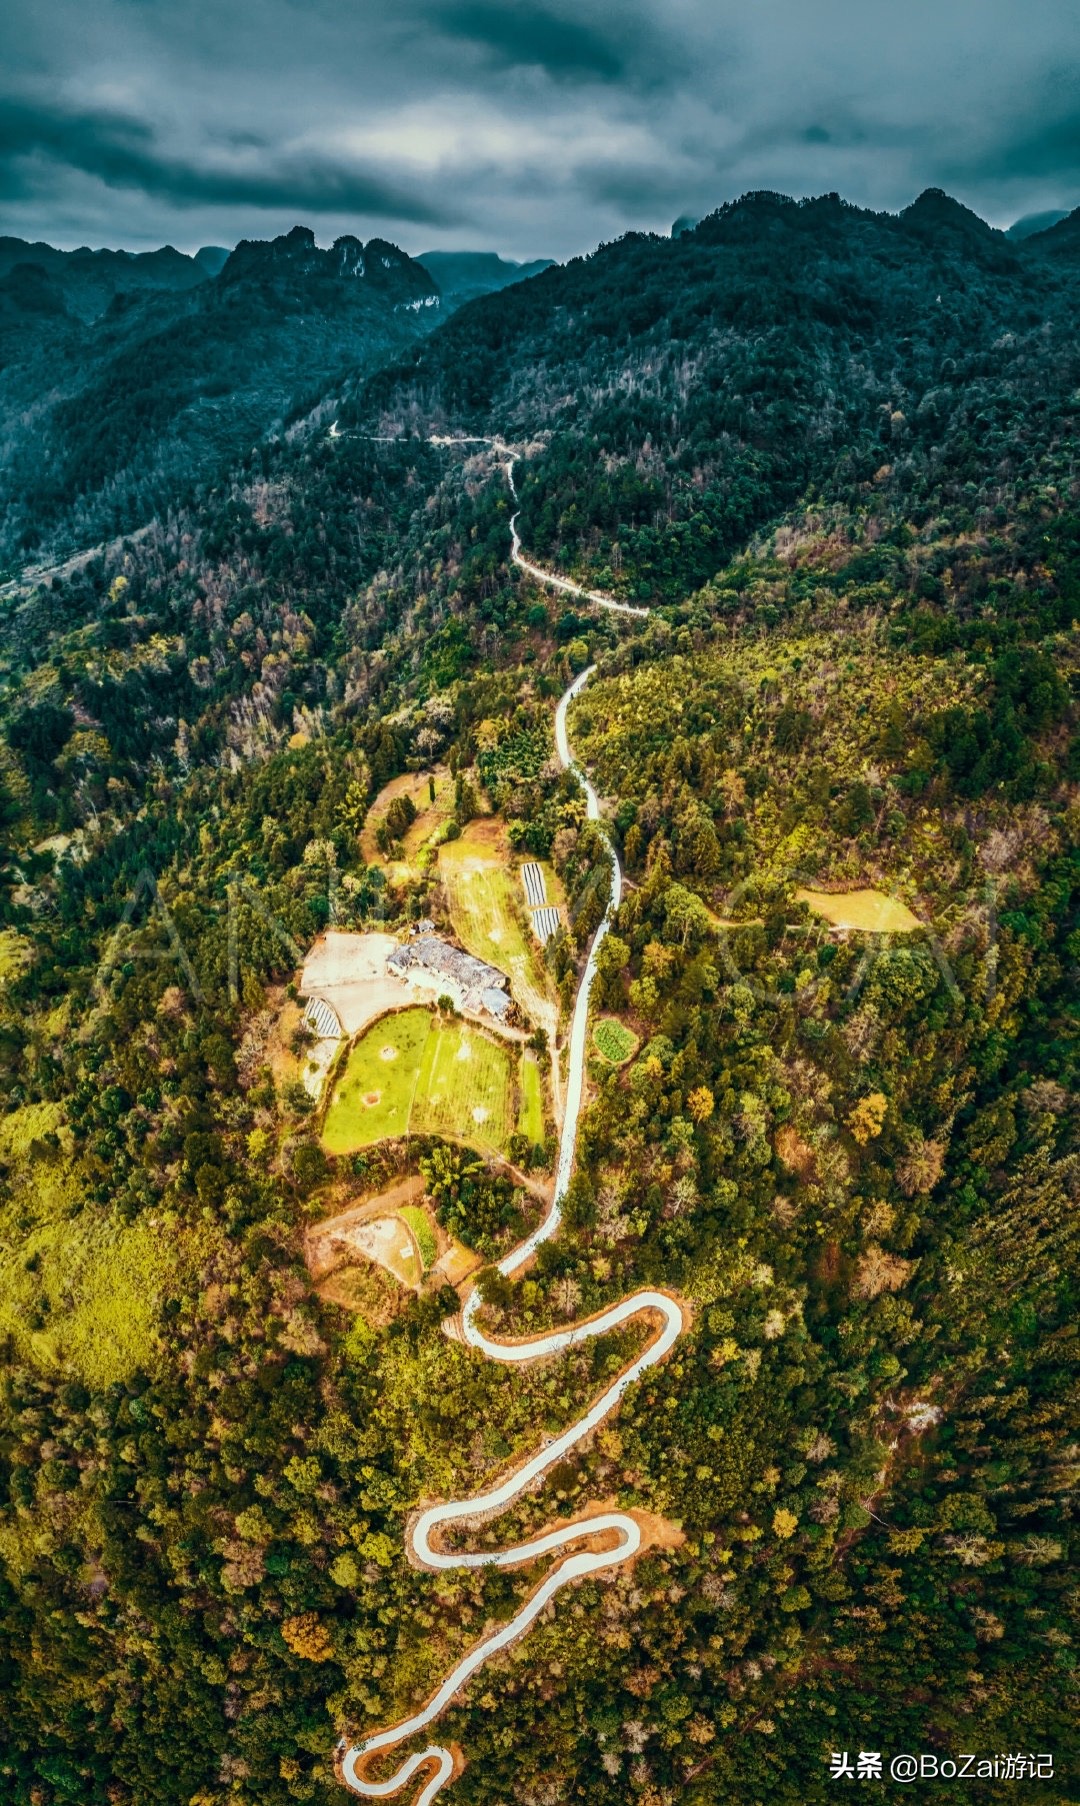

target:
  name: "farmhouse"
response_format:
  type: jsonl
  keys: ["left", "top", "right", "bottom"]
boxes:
{"left": 386, "top": 934, "right": 514, "bottom": 1024}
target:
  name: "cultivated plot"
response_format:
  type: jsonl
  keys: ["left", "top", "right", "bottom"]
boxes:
{"left": 321, "top": 1006, "right": 537, "bottom": 1158}
{"left": 439, "top": 819, "right": 558, "bottom": 1042}
{"left": 360, "top": 767, "right": 454, "bottom": 870}
{"left": 518, "top": 1053, "right": 545, "bottom": 1145}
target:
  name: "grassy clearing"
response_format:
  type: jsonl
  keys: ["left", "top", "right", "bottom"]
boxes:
{"left": 322, "top": 1009, "right": 430, "bottom": 1147}
{"left": 0, "top": 930, "right": 31, "bottom": 987}
{"left": 794, "top": 887, "right": 920, "bottom": 932}
{"left": 0, "top": 1100, "right": 64, "bottom": 1160}
{"left": 0, "top": 1102, "right": 210, "bottom": 1386}
{"left": 593, "top": 1018, "right": 640, "bottom": 1065}
{"left": 398, "top": 1204, "right": 438, "bottom": 1269}
{"left": 321, "top": 1007, "right": 515, "bottom": 1157}
{"left": 0, "top": 1200, "right": 200, "bottom": 1385}
{"left": 360, "top": 768, "right": 454, "bottom": 869}
{"left": 518, "top": 1053, "right": 545, "bottom": 1145}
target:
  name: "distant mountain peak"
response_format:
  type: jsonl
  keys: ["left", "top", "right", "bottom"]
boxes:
{"left": 414, "top": 249, "right": 553, "bottom": 311}
{"left": 1017, "top": 204, "right": 1080, "bottom": 259}
{"left": 0, "top": 235, "right": 207, "bottom": 321}
{"left": 219, "top": 228, "right": 436, "bottom": 300}
{"left": 1007, "top": 208, "right": 1070, "bottom": 242}
{"left": 194, "top": 245, "right": 231, "bottom": 277}
{"left": 901, "top": 188, "right": 996, "bottom": 235}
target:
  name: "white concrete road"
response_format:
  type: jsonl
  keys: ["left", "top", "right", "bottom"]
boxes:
{"left": 504, "top": 456, "right": 650, "bottom": 619}
{"left": 328, "top": 427, "right": 650, "bottom": 620}
{"left": 341, "top": 665, "right": 687, "bottom": 1805}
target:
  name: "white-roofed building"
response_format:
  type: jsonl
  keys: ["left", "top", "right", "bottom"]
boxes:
{"left": 386, "top": 934, "right": 514, "bottom": 1025}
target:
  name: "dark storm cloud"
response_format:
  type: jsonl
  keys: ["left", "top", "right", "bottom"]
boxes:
{"left": 947, "top": 109, "right": 1080, "bottom": 183}
{"left": 1, "top": 0, "right": 1078, "bottom": 258}
{"left": 0, "top": 93, "right": 452, "bottom": 221}
{"left": 436, "top": 3, "right": 626, "bottom": 82}
{"left": 0, "top": 97, "right": 155, "bottom": 202}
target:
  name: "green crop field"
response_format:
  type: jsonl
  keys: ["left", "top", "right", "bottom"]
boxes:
{"left": 439, "top": 831, "right": 531, "bottom": 971}
{"left": 414, "top": 1012, "right": 515, "bottom": 1153}
{"left": 592, "top": 1017, "right": 639, "bottom": 1065}
{"left": 321, "top": 1007, "right": 516, "bottom": 1157}
{"left": 518, "top": 1052, "right": 545, "bottom": 1146}
{"left": 397, "top": 1205, "right": 438, "bottom": 1269}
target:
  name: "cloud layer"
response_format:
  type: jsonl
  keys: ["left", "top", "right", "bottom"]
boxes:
{"left": 2, "top": 0, "right": 1078, "bottom": 258}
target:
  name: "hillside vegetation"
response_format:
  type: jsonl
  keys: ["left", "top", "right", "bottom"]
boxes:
{"left": 0, "top": 190, "right": 1077, "bottom": 1806}
{"left": 0, "top": 229, "right": 441, "bottom": 570}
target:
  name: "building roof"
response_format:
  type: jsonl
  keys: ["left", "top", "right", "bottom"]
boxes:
{"left": 386, "top": 936, "right": 514, "bottom": 1021}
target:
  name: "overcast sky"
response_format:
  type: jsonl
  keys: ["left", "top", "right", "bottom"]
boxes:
{"left": 1, "top": 0, "right": 1077, "bottom": 260}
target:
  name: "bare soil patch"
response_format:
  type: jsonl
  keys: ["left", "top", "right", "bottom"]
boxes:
{"left": 435, "top": 1240, "right": 484, "bottom": 1287}
{"left": 300, "top": 930, "right": 409, "bottom": 1037}
{"left": 353, "top": 1215, "right": 422, "bottom": 1289}
{"left": 305, "top": 1176, "right": 426, "bottom": 1282}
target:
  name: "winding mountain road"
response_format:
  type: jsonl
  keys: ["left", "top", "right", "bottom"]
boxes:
{"left": 329, "top": 427, "right": 649, "bottom": 620}
{"left": 503, "top": 456, "right": 649, "bottom": 619}
{"left": 340, "top": 663, "right": 686, "bottom": 1805}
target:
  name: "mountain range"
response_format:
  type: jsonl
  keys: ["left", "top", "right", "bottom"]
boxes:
{"left": 1, "top": 184, "right": 1079, "bottom": 1805}
{"left": 342, "top": 188, "right": 1080, "bottom": 606}
{"left": 0, "top": 231, "right": 549, "bottom": 574}
{"left": 1, "top": 192, "right": 1076, "bottom": 580}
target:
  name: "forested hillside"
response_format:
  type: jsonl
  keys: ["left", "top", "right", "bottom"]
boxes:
{"left": 352, "top": 189, "right": 1080, "bottom": 605}
{"left": 0, "top": 190, "right": 1077, "bottom": 1805}
{"left": 0, "top": 229, "right": 441, "bottom": 572}
{"left": 0, "top": 236, "right": 210, "bottom": 319}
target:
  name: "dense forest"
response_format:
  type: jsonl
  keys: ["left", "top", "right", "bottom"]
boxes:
{"left": 0, "top": 192, "right": 1077, "bottom": 1805}
{"left": 0, "top": 229, "right": 443, "bottom": 573}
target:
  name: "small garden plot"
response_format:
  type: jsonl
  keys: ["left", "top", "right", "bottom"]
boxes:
{"left": 592, "top": 1018, "right": 639, "bottom": 1065}
{"left": 398, "top": 1204, "right": 438, "bottom": 1269}
{"left": 361, "top": 769, "right": 454, "bottom": 869}
{"left": 321, "top": 1007, "right": 516, "bottom": 1157}
{"left": 518, "top": 1053, "right": 545, "bottom": 1146}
